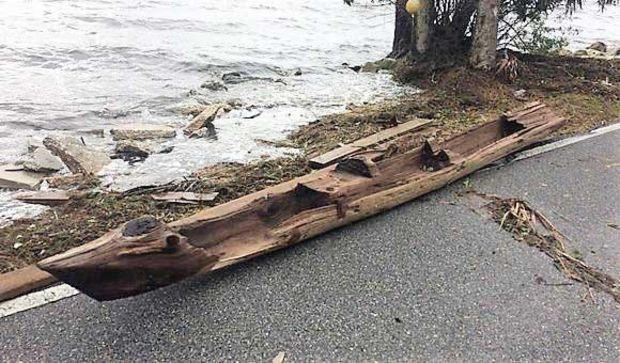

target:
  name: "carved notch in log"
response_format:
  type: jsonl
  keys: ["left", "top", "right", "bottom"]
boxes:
{"left": 309, "top": 118, "right": 432, "bottom": 169}
{"left": 37, "top": 103, "right": 565, "bottom": 301}
{"left": 335, "top": 155, "right": 380, "bottom": 178}
{"left": 421, "top": 140, "right": 463, "bottom": 171}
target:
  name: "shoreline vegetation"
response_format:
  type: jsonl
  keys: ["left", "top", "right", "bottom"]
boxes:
{"left": 1, "top": 51, "right": 619, "bottom": 274}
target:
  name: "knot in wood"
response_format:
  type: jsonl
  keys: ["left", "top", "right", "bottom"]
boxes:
{"left": 122, "top": 216, "right": 161, "bottom": 237}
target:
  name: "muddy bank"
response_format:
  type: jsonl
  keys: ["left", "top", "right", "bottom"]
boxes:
{"left": 1, "top": 53, "right": 619, "bottom": 273}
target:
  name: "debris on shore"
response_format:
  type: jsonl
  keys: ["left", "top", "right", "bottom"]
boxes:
{"left": 21, "top": 148, "right": 64, "bottom": 174}
{"left": 568, "top": 41, "right": 620, "bottom": 59}
{"left": 43, "top": 136, "right": 111, "bottom": 175}
{"left": 0, "top": 51, "right": 618, "bottom": 274}
{"left": 481, "top": 193, "right": 620, "bottom": 303}
{"left": 112, "top": 140, "right": 154, "bottom": 162}
{"left": 184, "top": 103, "right": 231, "bottom": 137}
{"left": 0, "top": 165, "right": 43, "bottom": 190}
{"left": 44, "top": 174, "right": 98, "bottom": 190}
{"left": 15, "top": 191, "right": 75, "bottom": 207}
{"left": 151, "top": 191, "right": 219, "bottom": 205}
{"left": 110, "top": 124, "right": 177, "bottom": 141}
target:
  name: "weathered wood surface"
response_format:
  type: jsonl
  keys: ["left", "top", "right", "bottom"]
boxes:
{"left": 151, "top": 192, "right": 219, "bottom": 205}
{"left": 16, "top": 190, "right": 73, "bottom": 206}
{"left": 38, "top": 102, "right": 564, "bottom": 301}
{"left": 0, "top": 265, "right": 57, "bottom": 303}
{"left": 308, "top": 118, "right": 432, "bottom": 169}
{"left": 0, "top": 165, "right": 43, "bottom": 190}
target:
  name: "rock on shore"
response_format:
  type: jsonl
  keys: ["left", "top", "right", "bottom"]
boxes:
{"left": 43, "top": 136, "right": 111, "bottom": 175}
{"left": 113, "top": 140, "right": 153, "bottom": 160}
{"left": 21, "top": 147, "right": 64, "bottom": 173}
{"left": 587, "top": 41, "right": 607, "bottom": 53}
{"left": 110, "top": 124, "right": 176, "bottom": 141}
{"left": 0, "top": 164, "right": 43, "bottom": 190}
{"left": 184, "top": 103, "right": 230, "bottom": 137}
{"left": 572, "top": 42, "right": 619, "bottom": 59}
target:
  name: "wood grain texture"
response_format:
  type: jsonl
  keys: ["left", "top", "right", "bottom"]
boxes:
{"left": 0, "top": 265, "right": 57, "bottom": 302}
{"left": 38, "top": 102, "right": 564, "bottom": 301}
{"left": 309, "top": 118, "right": 432, "bottom": 168}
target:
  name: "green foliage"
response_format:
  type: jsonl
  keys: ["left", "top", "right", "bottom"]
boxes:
{"left": 344, "top": 0, "right": 615, "bottom": 57}
{"left": 499, "top": 12, "right": 576, "bottom": 55}
{"left": 520, "top": 18, "right": 571, "bottom": 55}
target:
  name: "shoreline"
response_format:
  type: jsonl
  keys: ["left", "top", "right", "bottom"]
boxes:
{"left": 1, "top": 52, "right": 619, "bottom": 274}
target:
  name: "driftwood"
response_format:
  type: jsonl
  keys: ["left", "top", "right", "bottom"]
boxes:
{"left": 16, "top": 190, "right": 74, "bottom": 206}
{"left": 151, "top": 192, "right": 219, "bottom": 205}
{"left": 0, "top": 266, "right": 57, "bottom": 303}
{"left": 37, "top": 103, "right": 564, "bottom": 301}
{"left": 309, "top": 118, "right": 432, "bottom": 169}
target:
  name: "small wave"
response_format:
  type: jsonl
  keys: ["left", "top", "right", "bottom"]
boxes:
{"left": 73, "top": 16, "right": 124, "bottom": 28}
{"left": 123, "top": 18, "right": 205, "bottom": 32}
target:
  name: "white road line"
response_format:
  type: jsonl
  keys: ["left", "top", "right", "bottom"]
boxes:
{"left": 0, "top": 284, "right": 79, "bottom": 318}
{"left": 513, "top": 122, "right": 620, "bottom": 162}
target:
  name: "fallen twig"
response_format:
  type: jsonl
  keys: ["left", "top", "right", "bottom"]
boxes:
{"left": 481, "top": 193, "right": 620, "bottom": 303}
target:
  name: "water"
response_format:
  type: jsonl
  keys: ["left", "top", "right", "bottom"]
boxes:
{"left": 0, "top": 0, "right": 400, "bottom": 138}
{"left": 549, "top": 3, "right": 620, "bottom": 50}
{"left": 0, "top": 0, "right": 404, "bottom": 222}
{"left": 0, "top": 1, "right": 618, "bottom": 224}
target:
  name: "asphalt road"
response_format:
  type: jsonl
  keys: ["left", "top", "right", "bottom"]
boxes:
{"left": 1, "top": 129, "right": 619, "bottom": 362}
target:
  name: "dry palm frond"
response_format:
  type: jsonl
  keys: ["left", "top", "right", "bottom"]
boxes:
{"left": 483, "top": 195, "right": 620, "bottom": 303}
{"left": 496, "top": 53, "right": 520, "bottom": 82}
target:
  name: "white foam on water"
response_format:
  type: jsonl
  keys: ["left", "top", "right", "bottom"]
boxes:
{"left": 0, "top": 0, "right": 407, "bottom": 218}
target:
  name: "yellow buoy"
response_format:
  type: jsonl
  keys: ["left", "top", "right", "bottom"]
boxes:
{"left": 405, "top": 0, "right": 424, "bottom": 14}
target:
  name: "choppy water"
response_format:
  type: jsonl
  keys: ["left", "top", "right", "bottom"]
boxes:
{"left": 0, "top": 0, "right": 618, "bottom": 224}
{"left": 0, "top": 0, "right": 404, "bottom": 222}
{"left": 549, "top": 3, "right": 620, "bottom": 50}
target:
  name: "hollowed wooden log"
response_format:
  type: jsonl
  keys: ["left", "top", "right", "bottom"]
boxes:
{"left": 38, "top": 102, "right": 564, "bottom": 301}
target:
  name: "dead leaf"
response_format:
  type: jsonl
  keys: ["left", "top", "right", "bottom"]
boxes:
{"left": 272, "top": 351, "right": 285, "bottom": 363}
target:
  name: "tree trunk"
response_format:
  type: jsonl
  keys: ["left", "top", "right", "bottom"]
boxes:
{"left": 414, "top": 1, "right": 431, "bottom": 54}
{"left": 38, "top": 103, "right": 564, "bottom": 301}
{"left": 388, "top": 0, "right": 412, "bottom": 58}
{"left": 469, "top": 0, "right": 499, "bottom": 69}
